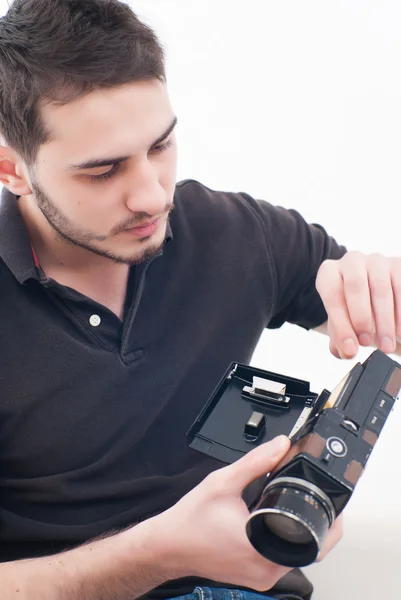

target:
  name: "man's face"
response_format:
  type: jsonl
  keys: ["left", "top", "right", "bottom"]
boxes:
{"left": 29, "top": 79, "right": 177, "bottom": 265}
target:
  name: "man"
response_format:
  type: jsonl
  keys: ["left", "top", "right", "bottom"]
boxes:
{"left": 0, "top": 1, "right": 399, "bottom": 599}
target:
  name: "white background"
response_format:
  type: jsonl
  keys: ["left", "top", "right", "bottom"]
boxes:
{"left": 1, "top": 0, "right": 400, "bottom": 594}
{"left": 126, "top": 0, "right": 401, "bottom": 521}
{"left": 128, "top": 2, "right": 401, "bottom": 589}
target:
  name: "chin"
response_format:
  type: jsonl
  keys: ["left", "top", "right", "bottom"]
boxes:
{"left": 98, "top": 220, "right": 168, "bottom": 264}
{"left": 111, "top": 239, "right": 166, "bottom": 265}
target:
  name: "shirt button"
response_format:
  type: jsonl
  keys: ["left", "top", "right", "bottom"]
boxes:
{"left": 89, "top": 314, "right": 101, "bottom": 327}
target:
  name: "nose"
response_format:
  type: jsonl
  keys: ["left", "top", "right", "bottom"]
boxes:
{"left": 124, "top": 157, "right": 166, "bottom": 216}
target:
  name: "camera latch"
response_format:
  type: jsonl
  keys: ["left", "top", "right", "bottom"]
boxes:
{"left": 243, "top": 376, "right": 290, "bottom": 407}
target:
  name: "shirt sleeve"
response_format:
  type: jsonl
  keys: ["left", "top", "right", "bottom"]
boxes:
{"left": 240, "top": 193, "right": 347, "bottom": 330}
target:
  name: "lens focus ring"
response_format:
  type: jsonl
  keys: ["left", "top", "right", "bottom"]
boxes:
{"left": 246, "top": 477, "right": 335, "bottom": 568}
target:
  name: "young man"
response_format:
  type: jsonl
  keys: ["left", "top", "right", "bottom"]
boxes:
{"left": 0, "top": 1, "right": 399, "bottom": 599}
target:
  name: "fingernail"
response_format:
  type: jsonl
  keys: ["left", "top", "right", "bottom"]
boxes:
{"left": 269, "top": 435, "right": 289, "bottom": 455}
{"left": 380, "top": 336, "right": 395, "bottom": 354}
{"left": 359, "top": 333, "right": 372, "bottom": 346}
{"left": 342, "top": 338, "right": 357, "bottom": 357}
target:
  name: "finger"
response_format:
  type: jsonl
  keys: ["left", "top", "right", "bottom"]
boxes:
{"left": 246, "top": 563, "right": 291, "bottom": 593}
{"left": 327, "top": 319, "right": 343, "bottom": 359}
{"left": 390, "top": 258, "right": 401, "bottom": 341}
{"left": 316, "top": 514, "right": 344, "bottom": 562}
{"left": 341, "top": 253, "right": 374, "bottom": 345}
{"left": 223, "top": 435, "right": 290, "bottom": 493}
{"left": 329, "top": 338, "right": 341, "bottom": 359}
{"left": 367, "top": 254, "right": 396, "bottom": 353}
{"left": 316, "top": 261, "right": 358, "bottom": 358}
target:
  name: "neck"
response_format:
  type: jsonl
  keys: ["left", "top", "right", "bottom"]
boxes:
{"left": 18, "top": 194, "right": 130, "bottom": 319}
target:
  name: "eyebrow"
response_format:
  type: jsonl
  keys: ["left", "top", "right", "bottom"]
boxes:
{"left": 69, "top": 116, "right": 178, "bottom": 170}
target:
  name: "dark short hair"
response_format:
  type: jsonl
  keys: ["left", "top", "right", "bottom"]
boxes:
{"left": 0, "top": 0, "right": 166, "bottom": 166}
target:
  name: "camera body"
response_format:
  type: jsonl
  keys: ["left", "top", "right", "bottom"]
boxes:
{"left": 188, "top": 350, "right": 401, "bottom": 567}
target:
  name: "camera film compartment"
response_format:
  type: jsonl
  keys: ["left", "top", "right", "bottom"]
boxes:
{"left": 242, "top": 376, "right": 291, "bottom": 442}
{"left": 187, "top": 362, "right": 318, "bottom": 464}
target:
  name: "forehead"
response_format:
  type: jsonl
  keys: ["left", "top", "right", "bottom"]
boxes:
{"left": 38, "top": 80, "right": 173, "bottom": 164}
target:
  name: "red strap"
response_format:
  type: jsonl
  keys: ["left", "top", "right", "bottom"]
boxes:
{"left": 31, "top": 245, "right": 40, "bottom": 268}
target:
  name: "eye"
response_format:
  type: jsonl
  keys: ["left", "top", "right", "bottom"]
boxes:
{"left": 87, "top": 162, "right": 121, "bottom": 183}
{"left": 85, "top": 138, "right": 173, "bottom": 183}
{"left": 150, "top": 138, "right": 173, "bottom": 154}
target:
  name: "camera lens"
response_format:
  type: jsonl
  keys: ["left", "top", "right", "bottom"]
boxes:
{"left": 246, "top": 477, "right": 335, "bottom": 567}
{"left": 263, "top": 512, "right": 314, "bottom": 544}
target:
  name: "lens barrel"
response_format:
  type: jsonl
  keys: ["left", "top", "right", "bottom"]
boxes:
{"left": 246, "top": 476, "right": 335, "bottom": 567}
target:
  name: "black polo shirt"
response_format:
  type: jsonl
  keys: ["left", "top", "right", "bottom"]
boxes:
{"left": 0, "top": 179, "right": 346, "bottom": 597}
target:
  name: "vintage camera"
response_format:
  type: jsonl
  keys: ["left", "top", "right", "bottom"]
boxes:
{"left": 188, "top": 350, "right": 401, "bottom": 568}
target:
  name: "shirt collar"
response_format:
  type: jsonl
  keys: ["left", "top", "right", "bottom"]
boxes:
{"left": 165, "top": 218, "right": 173, "bottom": 242}
{"left": 0, "top": 187, "right": 39, "bottom": 284}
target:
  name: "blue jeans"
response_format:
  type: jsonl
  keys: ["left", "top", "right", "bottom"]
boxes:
{"left": 169, "top": 587, "right": 276, "bottom": 600}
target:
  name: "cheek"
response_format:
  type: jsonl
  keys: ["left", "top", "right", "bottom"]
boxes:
{"left": 37, "top": 165, "right": 120, "bottom": 234}
{"left": 56, "top": 177, "right": 119, "bottom": 231}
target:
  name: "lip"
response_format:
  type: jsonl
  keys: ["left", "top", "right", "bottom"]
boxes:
{"left": 123, "top": 218, "right": 160, "bottom": 239}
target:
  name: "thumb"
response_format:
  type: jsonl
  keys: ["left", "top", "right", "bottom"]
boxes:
{"left": 223, "top": 435, "right": 290, "bottom": 493}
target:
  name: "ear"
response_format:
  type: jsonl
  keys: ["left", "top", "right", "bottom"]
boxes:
{"left": 0, "top": 146, "right": 32, "bottom": 196}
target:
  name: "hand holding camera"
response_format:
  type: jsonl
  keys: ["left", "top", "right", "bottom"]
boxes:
{"left": 189, "top": 350, "right": 401, "bottom": 568}
{"left": 155, "top": 435, "right": 342, "bottom": 592}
